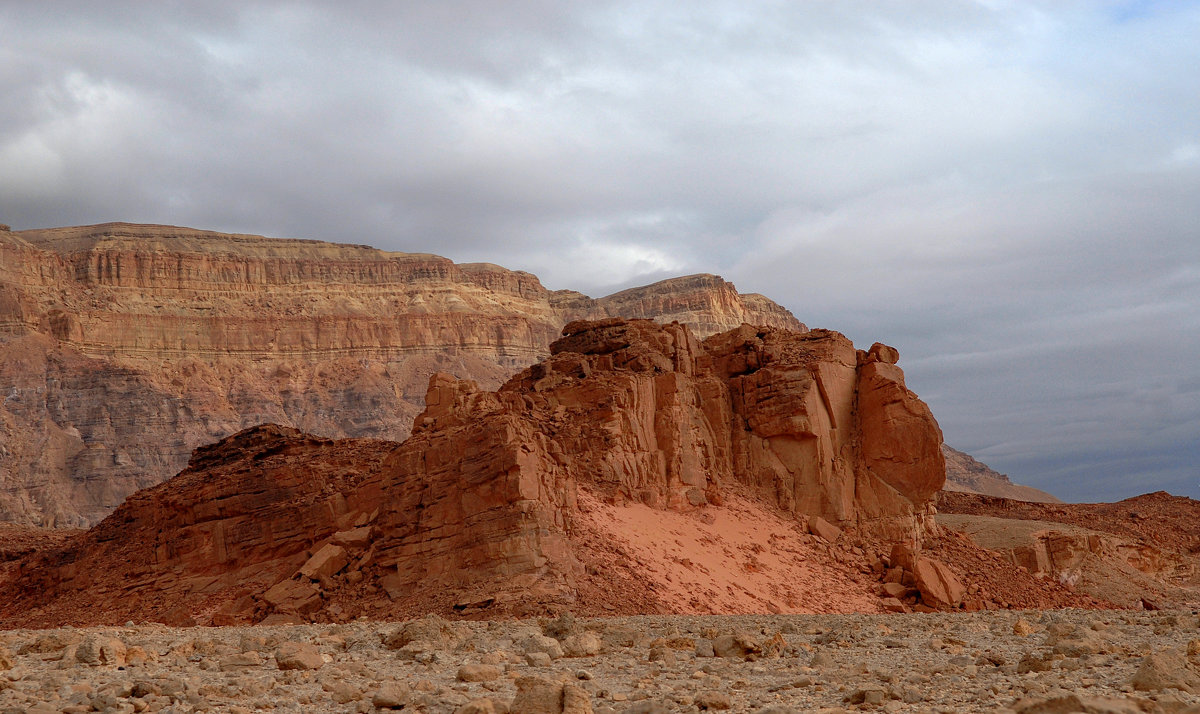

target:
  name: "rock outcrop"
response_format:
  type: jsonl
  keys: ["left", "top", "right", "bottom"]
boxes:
{"left": 0, "top": 319, "right": 949, "bottom": 626}
{"left": 0, "top": 223, "right": 802, "bottom": 527}
{"left": 937, "top": 491, "right": 1200, "bottom": 609}
{"left": 941, "top": 445, "right": 1061, "bottom": 503}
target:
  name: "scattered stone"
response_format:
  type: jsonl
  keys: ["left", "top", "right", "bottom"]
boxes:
{"left": 0, "top": 609, "right": 1194, "bottom": 714}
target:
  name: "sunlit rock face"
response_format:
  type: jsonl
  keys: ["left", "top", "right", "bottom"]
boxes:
{"left": 0, "top": 319, "right": 945, "bottom": 627}
{"left": 0, "top": 223, "right": 801, "bottom": 527}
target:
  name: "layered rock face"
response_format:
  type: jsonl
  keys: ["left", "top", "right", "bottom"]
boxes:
{"left": 0, "top": 319, "right": 946, "bottom": 626}
{"left": 424, "top": 319, "right": 944, "bottom": 539}
{"left": 0, "top": 223, "right": 801, "bottom": 526}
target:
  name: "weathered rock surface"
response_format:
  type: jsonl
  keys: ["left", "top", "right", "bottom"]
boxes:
{"left": 0, "top": 318, "right": 960, "bottom": 626}
{"left": 0, "top": 223, "right": 802, "bottom": 527}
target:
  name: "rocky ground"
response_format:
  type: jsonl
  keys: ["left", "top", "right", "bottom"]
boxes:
{"left": 3, "top": 610, "right": 1200, "bottom": 714}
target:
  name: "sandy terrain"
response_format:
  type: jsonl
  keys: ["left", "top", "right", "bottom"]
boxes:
{"left": 573, "top": 495, "right": 882, "bottom": 616}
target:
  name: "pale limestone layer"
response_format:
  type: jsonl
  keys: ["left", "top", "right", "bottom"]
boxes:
{"left": 0, "top": 223, "right": 804, "bottom": 527}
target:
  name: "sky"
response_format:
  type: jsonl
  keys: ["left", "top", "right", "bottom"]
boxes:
{"left": 0, "top": 1, "right": 1197, "bottom": 502}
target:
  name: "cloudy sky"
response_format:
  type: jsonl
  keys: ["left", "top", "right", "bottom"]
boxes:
{"left": 1, "top": 1, "right": 1197, "bottom": 501}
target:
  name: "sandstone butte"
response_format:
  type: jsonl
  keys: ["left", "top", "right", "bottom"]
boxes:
{"left": 0, "top": 223, "right": 801, "bottom": 528}
{"left": 5, "top": 316, "right": 1070, "bottom": 629}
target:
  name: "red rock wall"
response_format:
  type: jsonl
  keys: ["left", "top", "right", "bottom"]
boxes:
{"left": 0, "top": 223, "right": 803, "bottom": 527}
{"left": 0, "top": 319, "right": 945, "bottom": 626}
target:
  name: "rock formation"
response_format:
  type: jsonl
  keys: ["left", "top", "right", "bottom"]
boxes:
{"left": 0, "top": 318, "right": 956, "bottom": 626}
{"left": 937, "top": 491, "right": 1200, "bottom": 609}
{"left": 941, "top": 445, "right": 1061, "bottom": 503}
{"left": 0, "top": 223, "right": 801, "bottom": 527}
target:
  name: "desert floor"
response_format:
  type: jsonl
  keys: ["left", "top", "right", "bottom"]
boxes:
{"left": 2, "top": 610, "right": 1199, "bottom": 714}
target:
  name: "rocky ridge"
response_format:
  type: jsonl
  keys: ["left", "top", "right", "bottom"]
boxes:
{"left": 937, "top": 491, "right": 1200, "bottom": 610}
{"left": 0, "top": 318, "right": 1073, "bottom": 629}
{"left": 0, "top": 223, "right": 801, "bottom": 528}
{"left": 941, "top": 446, "right": 1061, "bottom": 504}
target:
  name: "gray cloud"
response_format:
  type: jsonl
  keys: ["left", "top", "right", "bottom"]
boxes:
{"left": 1, "top": 1, "right": 1197, "bottom": 501}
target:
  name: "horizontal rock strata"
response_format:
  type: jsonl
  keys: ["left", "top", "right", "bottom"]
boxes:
{"left": 0, "top": 319, "right": 961, "bottom": 627}
{"left": 0, "top": 223, "right": 802, "bottom": 527}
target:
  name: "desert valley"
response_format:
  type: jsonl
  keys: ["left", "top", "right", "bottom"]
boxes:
{"left": 0, "top": 223, "right": 1196, "bottom": 713}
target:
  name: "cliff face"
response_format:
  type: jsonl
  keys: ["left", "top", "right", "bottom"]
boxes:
{"left": 0, "top": 223, "right": 803, "bottom": 527}
{"left": 0, "top": 319, "right": 946, "bottom": 626}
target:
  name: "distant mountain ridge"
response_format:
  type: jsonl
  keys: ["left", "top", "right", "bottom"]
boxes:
{"left": 941, "top": 444, "right": 1061, "bottom": 503}
{"left": 0, "top": 223, "right": 802, "bottom": 527}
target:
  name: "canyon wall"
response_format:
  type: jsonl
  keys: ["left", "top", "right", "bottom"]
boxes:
{"left": 1, "top": 319, "right": 946, "bottom": 626}
{"left": 0, "top": 223, "right": 802, "bottom": 526}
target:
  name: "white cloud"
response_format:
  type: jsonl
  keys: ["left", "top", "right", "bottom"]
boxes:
{"left": 0, "top": 0, "right": 1197, "bottom": 500}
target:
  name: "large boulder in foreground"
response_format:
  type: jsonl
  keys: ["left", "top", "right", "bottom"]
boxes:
{"left": 0, "top": 319, "right": 945, "bottom": 625}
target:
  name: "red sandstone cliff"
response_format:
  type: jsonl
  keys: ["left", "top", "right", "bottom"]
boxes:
{"left": 0, "top": 319, "right": 951, "bottom": 626}
{"left": 0, "top": 223, "right": 802, "bottom": 527}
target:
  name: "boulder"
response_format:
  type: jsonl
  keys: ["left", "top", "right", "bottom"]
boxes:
{"left": 330, "top": 527, "right": 373, "bottom": 549}
{"left": 261, "top": 578, "right": 322, "bottom": 616}
{"left": 807, "top": 516, "right": 842, "bottom": 542}
{"left": 298, "top": 543, "right": 349, "bottom": 584}
{"left": 1131, "top": 650, "right": 1200, "bottom": 693}
{"left": 274, "top": 641, "right": 324, "bottom": 671}
{"left": 372, "top": 681, "right": 411, "bottom": 709}
{"left": 457, "top": 664, "right": 501, "bottom": 682}
{"left": 75, "top": 636, "right": 126, "bottom": 666}
{"left": 712, "top": 632, "right": 761, "bottom": 659}
{"left": 912, "top": 557, "right": 965, "bottom": 609}
{"left": 511, "top": 676, "right": 593, "bottom": 714}
{"left": 561, "top": 631, "right": 603, "bottom": 658}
